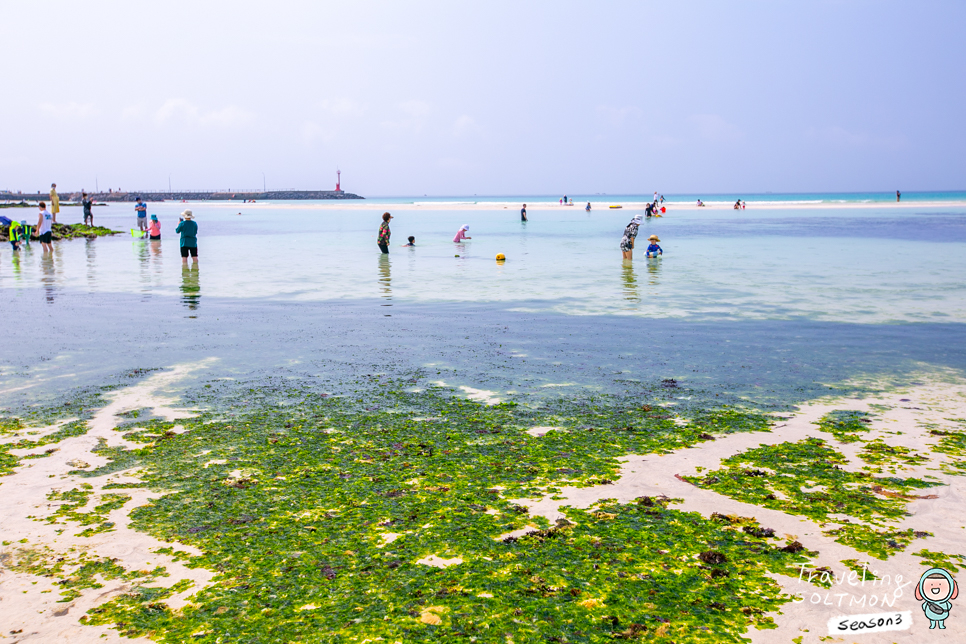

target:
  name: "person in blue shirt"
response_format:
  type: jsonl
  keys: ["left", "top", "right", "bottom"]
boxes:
{"left": 135, "top": 198, "right": 148, "bottom": 231}
{"left": 645, "top": 234, "right": 663, "bottom": 258}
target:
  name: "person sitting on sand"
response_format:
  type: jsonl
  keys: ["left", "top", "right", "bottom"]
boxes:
{"left": 645, "top": 234, "right": 663, "bottom": 258}
{"left": 148, "top": 214, "right": 161, "bottom": 240}
{"left": 453, "top": 224, "right": 471, "bottom": 243}
{"left": 403, "top": 236, "right": 415, "bottom": 247}
{"left": 734, "top": 200, "right": 741, "bottom": 210}
{"left": 620, "top": 214, "right": 642, "bottom": 260}
{"left": 697, "top": 199, "right": 705, "bottom": 207}
{"left": 585, "top": 202, "right": 591, "bottom": 211}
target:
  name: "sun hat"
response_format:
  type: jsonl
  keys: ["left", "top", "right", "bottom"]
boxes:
{"left": 150, "top": 214, "right": 158, "bottom": 220}
{"left": 181, "top": 209, "right": 193, "bottom": 220}
{"left": 631, "top": 214, "right": 643, "bottom": 224}
{"left": 461, "top": 224, "right": 469, "bottom": 230}
{"left": 648, "top": 234, "right": 660, "bottom": 241}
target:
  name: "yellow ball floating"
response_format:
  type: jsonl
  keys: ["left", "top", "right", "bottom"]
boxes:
{"left": 495, "top": 253, "right": 506, "bottom": 261}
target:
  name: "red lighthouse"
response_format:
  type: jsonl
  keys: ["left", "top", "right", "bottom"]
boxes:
{"left": 336, "top": 169, "right": 341, "bottom": 192}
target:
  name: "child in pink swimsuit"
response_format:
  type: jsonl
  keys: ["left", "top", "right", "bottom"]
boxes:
{"left": 453, "top": 225, "right": 471, "bottom": 243}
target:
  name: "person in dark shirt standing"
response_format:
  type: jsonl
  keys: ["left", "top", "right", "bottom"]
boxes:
{"left": 176, "top": 210, "right": 198, "bottom": 265}
{"left": 521, "top": 203, "right": 527, "bottom": 222}
{"left": 897, "top": 190, "right": 901, "bottom": 202}
{"left": 81, "top": 193, "right": 94, "bottom": 226}
{"left": 378, "top": 212, "right": 392, "bottom": 253}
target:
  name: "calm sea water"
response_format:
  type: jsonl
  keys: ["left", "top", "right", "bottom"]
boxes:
{"left": 2, "top": 200, "right": 965, "bottom": 323}
{"left": 364, "top": 191, "right": 966, "bottom": 206}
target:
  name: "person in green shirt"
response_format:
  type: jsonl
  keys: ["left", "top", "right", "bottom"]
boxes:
{"left": 175, "top": 210, "right": 198, "bottom": 265}
{"left": 8, "top": 220, "right": 23, "bottom": 251}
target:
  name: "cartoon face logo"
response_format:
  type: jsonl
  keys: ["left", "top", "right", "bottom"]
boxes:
{"left": 915, "top": 568, "right": 959, "bottom": 630}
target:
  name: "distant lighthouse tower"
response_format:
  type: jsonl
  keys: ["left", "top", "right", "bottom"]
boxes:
{"left": 335, "top": 169, "right": 342, "bottom": 193}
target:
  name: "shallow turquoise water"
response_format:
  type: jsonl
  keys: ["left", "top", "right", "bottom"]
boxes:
{"left": 2, "top": 202, "right": 965, "bottom": 323}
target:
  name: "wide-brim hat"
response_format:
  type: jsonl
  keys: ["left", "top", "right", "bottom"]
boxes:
{"left": 181, "top": 210, "right": 193, "bottom": 220}
{"left": 648, "top": 235, "right": 660, "bottom": 241}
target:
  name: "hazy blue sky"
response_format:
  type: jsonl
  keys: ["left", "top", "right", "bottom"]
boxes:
{"left": 1, "top": 1, "right": 963, "bottom": 196}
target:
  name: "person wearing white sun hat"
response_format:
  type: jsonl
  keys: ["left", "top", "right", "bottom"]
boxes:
{"left": 176, "top": 210, "right": 198, "bottom": 264}
{"left": 453, "top": 224, "right": 471, "bottom": 243}
{"left": 620, "top": 214, "right": 642, "bottom": 260}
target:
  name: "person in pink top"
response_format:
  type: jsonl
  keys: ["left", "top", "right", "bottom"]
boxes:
{"left": 147, "top": 214, "right": 161, "bottom": 240}
{"left": 453, "top": 224, "right": 471, "bottom": 243}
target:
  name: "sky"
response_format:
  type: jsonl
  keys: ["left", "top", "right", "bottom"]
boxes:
{"left": 1, "top": 0, "right": 964, "bottom": 196}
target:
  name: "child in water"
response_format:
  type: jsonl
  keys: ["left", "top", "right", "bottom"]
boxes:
{"left": 148, "top": 214, "right": 161, "bottom": 240}
{"left": 403, "top": 236, "right": 415, "bottom": 246}
{"left": 453, "top": 225, "right": 471, "bottom": 242}
{"left": 645, "top": 234, "right": 663, "bottom": 258}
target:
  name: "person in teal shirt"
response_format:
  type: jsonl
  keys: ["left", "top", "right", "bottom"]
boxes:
{"left": 175, "top": 209, "right": 198, "bottom": 264}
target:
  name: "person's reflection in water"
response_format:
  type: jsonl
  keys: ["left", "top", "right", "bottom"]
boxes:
{"left": 10, "top": 252, "right": 22, "bottom": 283}
{"left": 621, "top": 259, "right": 639, "bottom": 305}
{"left": 85, "top": 237, "right": 97, "bottom": 287}
{"left": 646, "top": 255, "right": 662, "bottom": 286}
{"left": 180, "top": 265, "right": 200, "bottom": 316}
{"left": 149, "top": 238, "right": 163, "bottom": 278}
{"left": 40, "top": 250, "right": 57, "bottom": 303}
{"left": 378, "top": 254, "right": 392, "bottom": 314}
{"left": 136, "top": 237, "right": 150, "bottom": 295}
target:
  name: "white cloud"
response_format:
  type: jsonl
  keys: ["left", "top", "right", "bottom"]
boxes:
{"left": 804, "top": 126, "right": 906, "bottom": 150}
{"left": 596, "top": 105, "right": 642, "bottom": 127}
{"left": 381, "top": 100, "right": 431, "bottom": 132}
{"left": 153, "top": 99, "right": 255, "bottom": 128}
{"left": 301, "top": 120, "right": 333, "bottom": 145}
{"left": 318, "top": 98, "right": 364, "bottom": 116}
{"left": 453, "top": 115, "right": 479, "bottom": 137}
{"left": 689, "top": 114, "right": 743, "bottom": 143}
{"left": 38, "top": 102, "right": 97, "bottom": 120}
{"left": 121, "top": 104, "right": 145, "bottom": 121}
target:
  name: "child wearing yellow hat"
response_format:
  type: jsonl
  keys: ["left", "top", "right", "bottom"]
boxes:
{"left": 645, "top": 234, "right": 663, "bottom": 258}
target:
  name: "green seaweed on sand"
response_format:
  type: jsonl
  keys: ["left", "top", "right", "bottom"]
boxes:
{"left": 0, "top": 417, "right": 25, "bottom": 478}
{"left": 83, "top": 497, "right": 814, "bottom": 643}
{"left": 927, "top": 422, "right": 966, "bottom": 475}
{"left": 912, "top": 549, "right": 966, "bottom": 573}
{"left": 823, "top": 526, "right": 929, "bottom": 561}
{"left": 0, "top": 420, "right": 90, "bottom": 479}
{"left": 685, "top": 438, "right": 941, "bottom": 558}
{"left": 815, "top": 410, "right": 873, "bottom": 444}
{"left": 7, "top": 547, "right": 166, "bottom": 602}
{"left": 858, "top": 438, "right": 929, "bottom": 474}
{"left": 45, "top": 486, "right": 131, "bottom": 536}
{"left": 67, "top": 384, "right": 819, "bottom": 643}
{"left": 840, "top": 559, "right": 878, "bottom": 581}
